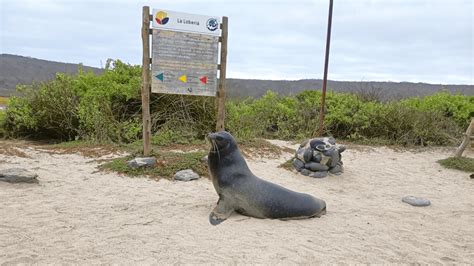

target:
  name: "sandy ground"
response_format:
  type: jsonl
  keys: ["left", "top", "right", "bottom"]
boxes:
{"left": 0, "top": 141, "right": 473, "bottom": 264}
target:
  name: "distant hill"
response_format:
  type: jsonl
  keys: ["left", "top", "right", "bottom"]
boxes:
{"left": 226, "top": 79, "right": 473, "bottom": 100}
{"left": 0, "top": 54, "right": 103, "bottom": 96}
{"left": 1, "top": 54, "right": 472, "bottom": 100}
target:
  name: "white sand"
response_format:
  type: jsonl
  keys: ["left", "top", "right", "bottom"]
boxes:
{"left": 0, "top": 141, "right": 473, "bottom": 264}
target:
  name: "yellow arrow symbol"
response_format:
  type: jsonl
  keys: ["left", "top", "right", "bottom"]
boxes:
{"left": 179, "top": 75, "right": 187, "bottom": 83}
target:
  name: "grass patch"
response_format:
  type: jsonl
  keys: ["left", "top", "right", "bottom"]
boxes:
{"left": 279, "top": 158, "right": 295, "bottom": 171}
{"left": 100, "top": 150, "right": 208, "bottom": 180}
{"left": 239, "top": 138, "right": 283, "bottom": 158}
{"left": 438, "top": 157, "right": 474, "bottom": 172}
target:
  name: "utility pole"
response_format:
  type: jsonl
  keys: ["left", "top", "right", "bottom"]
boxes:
{"left": 316, "top": 0, "right": 334, "bottom": 137}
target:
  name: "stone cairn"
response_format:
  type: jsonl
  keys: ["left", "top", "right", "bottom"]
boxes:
{"left": 292, "top": 137, "right": 346, "bottom": 178}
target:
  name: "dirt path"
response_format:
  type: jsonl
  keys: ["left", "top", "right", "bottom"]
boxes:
{"left": 0, "top": 142, "right": 473, "bottom": 264}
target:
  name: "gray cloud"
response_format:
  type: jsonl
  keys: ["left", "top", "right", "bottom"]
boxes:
{"left": 1, "top": 0, "right": 472, "bottom": 84}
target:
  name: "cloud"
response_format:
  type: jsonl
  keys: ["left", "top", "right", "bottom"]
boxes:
{"left": 1, "top": 0, "right": 472, "bottom": 84}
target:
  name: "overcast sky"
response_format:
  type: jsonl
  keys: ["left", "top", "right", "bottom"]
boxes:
{"left": 1, "top": 0, "right": 473, "bottom": 84}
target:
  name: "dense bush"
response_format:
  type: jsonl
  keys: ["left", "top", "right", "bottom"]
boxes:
{"left": 3, "top": 60, "right": 471, "bottom": 146}
{"left": 74, "top": 60, "right": 142, "bottom": 142}
{"left": 3, "top": 60, "right": 216, "bottom": 142}
{"left": 149, "top": 93, "right": 216, "bottom": 141}
{"left": 226, "top": 90, "right": 466, "bottom": 145}
{"left": 4, "top": 60, "right": 141, "bottom": 141}
{"left": 5, "top": 75, "right": 80, "bottom": 139}
{"left": 401, "top": 91, "right": 474, "bottom": 127}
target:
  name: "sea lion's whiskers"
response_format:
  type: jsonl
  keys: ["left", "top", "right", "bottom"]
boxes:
{"left": 211, "top": 139, "right": 221, "bottom": 160}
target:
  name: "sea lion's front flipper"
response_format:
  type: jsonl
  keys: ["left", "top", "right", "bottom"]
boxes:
{"left": 209, "top": 198, "right": 234, "bottom": 225}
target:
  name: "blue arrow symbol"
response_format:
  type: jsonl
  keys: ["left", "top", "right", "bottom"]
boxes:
{"left": 155, "top": 72, "right": 164, "bottom": 82}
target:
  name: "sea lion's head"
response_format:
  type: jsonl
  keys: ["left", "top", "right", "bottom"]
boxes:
{"left": 207, "top": 131, "right": 237, "bottom": 155}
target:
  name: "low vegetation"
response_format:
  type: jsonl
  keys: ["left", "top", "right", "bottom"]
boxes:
{"left": 438, "top": 157, "right": 474, "bottom": 173}
{"left": 227, "top": 90, "right": 469, "bottom": 146}
{"left": 2, "top": 58, "right": 471, "bottom": 180}
{"left": 278, "top": 158, "right": 295, "bottom": 171}
{"left": 2, "top": 59, "right": 473, "bottom": 148}
{"left": 100, "top": 151, "right": 209, "bottom": 179}
{"left": 41, "top": 136, "right": 284, "bottom": 179}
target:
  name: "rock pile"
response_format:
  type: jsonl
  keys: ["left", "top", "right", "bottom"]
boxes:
{"left": 292, "top": 137, "right": 346, "bottom": 178}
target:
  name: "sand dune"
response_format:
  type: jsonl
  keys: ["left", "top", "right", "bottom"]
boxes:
{"left": 0, "top": 141, "right": 473, "bottom": 264}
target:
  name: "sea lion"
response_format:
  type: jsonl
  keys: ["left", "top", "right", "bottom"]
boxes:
{"left": 207, "top": 131, "right": 327, "bottom": 225}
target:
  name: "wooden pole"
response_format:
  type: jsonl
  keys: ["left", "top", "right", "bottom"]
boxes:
{"left": 316, "top": 0, "right": 334, "bottom": 137}
{"left": 454, "top": 118, "right": 474, "bottom": 157}
{"left": 141, "top": 6, "right": 152, "bottom": 156}
{"left": 216, "top": 16, "right": 228, "bottom": 132}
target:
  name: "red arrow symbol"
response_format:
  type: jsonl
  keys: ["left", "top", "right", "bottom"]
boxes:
{"left": 199, "top": 76, "right": 207, "bottom": 84}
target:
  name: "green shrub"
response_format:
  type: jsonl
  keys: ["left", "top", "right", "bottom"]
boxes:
{"left": 356, "top": 103, "right": 460, "bottom": 145}
{"left": 227, "top": 90, "right": 315, "bottom": 140}
{"left": 75, "top": 60, "right": 142, "bottom": 142}
{"left": 4, "top": 75, "right": 80, "bottom": 139}
{"left": 227, "top": 90, "right": 463, "bottom": 145}
{"left": 402, "top": 91, "right": 474, "bottom": 128}
{"left": 2, "top": 59, "right": 469, "bottom": 147}
{"left": 150, "top": 94, "right": 216, "bottom": 140}
{"left": 4, "top": 60, "right": 143, "bottom": 142}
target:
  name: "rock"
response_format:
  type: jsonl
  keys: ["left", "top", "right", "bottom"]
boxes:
{"left": 323, "top": 147, "right": 341, "bottom": 168}
{"left": 300, "top": 169, "right": 311, "bottom": 176}
{"left": 292, "top": 158, "right": 305, "bottom": 172}
{"left": 310, "top": 138, "right": 329, "bottom": 151}
{"left": 440, "top": 256, "right": 456, "bottom": 262}
{"left": 201, "top": 155, "right": 208, "bottom": 163}
{"left": 329, "top": 164, "right": 344, "bottom": 175}
{"left": 336, "top": 145, "right": 346, "bottom": 153}
{"left": 127, "top": 157, "right": 156, "bottom": 168}
{"left": 303, "top": 149, "right": 313, "bottom": 162}
{"left": 309, "top": 171, "right": 328, "bottom": 178}
{"left": 304, "top": 162, "right": 329, "bottom": 171}
{"left": 174, "top": 169, "right": 199, "bottom": 181}
{"left": 402, "top": 196, "right": 431, "bottom": 207}
{"left": 311, "top": 151, "right": 322, "bottom": 163}
{"left": 0, "top": 168, "right": 38, "bottom": 183}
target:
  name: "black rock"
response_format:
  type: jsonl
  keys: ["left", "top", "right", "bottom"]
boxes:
{"left": 300, "top": 169, "right": 311, "bottom": 176}
{"left": 304, "top": 162, "right": 329, "bottom": 171}
{"left": 292, "top": 158, "right": 305, "bottom": 172}
{"left": 309, "top": 171, "right": 328, "bottom": 178}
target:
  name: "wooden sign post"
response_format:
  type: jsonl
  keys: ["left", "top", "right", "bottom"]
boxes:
{"left": 141, "top": 7, "right": 228, "bottom": 155}
{"left": 141, "top": 6, "right": 152, "bottom": 156}
{"left": 216, "top": 17, "right": 228, "bottom": 132}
